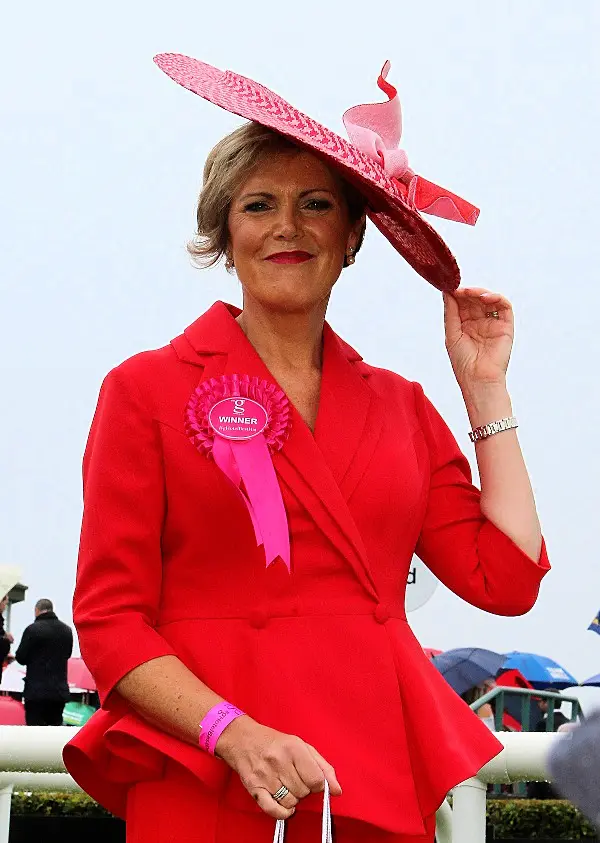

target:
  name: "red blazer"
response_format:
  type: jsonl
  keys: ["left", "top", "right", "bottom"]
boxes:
{"left": 63, "top": 302, "right": 550, "bottom": 834}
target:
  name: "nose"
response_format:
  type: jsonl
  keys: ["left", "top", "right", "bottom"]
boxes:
{"left": 272, "top": 201, "right": 301, "bottom": 240}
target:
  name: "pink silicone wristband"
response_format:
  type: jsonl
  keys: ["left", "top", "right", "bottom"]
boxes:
{"left": 199, "top": 702, "right": 245, "bottom": 755}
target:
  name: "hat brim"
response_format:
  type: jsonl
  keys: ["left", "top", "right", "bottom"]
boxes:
{"left": 154, "top": 54, "right": 460, "bottom": 292}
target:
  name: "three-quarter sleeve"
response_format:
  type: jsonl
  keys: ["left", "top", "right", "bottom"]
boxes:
{"left": 73, "top": 364, "right": 176, "bottom": 705}
{"left": 413, "top": 382, "right": 550, "bottom": 616}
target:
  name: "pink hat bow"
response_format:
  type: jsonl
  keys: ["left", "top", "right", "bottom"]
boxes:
{"left": 343, "top": 62, "right": 479, "bottom": 226}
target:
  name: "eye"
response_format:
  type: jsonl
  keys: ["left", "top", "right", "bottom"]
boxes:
{"left": 243, "top": 201, "right": 271, "bottom": 212}
{"left": 304, "top": 198, "right": 333, "bottom": 211}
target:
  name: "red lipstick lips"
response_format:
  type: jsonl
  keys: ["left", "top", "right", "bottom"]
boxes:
{"left": 265, "top": 251, "right": 313, "bottom": 264}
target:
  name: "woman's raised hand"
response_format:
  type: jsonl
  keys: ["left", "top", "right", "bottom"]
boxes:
{"left": 443, "top": 288, "right": 514, "bottom": 391}
{"left": 215, "top": 716, "right": 341, "bottom": 820}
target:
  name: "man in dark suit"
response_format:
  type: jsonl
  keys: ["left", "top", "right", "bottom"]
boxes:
{"left": 534, "top": 689, "right": 570, "bottom": 732}
{"left": 15, "top": 599, "right": 73, "bottom": 725}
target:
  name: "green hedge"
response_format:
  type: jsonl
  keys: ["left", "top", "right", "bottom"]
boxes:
{"left": 10, "top": 793, "right": 598, "bottom": 837}
{"left": 486, "top": 799, "right": 596, "bottom": 839}
{"left": 11, "top": 792, "right": 112, "bottom": 818}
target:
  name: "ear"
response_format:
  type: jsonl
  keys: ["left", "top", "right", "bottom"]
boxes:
{"left": 346, "top": 214, "right": 366, "bottom": 253}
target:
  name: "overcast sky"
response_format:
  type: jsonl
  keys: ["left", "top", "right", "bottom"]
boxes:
{"left": 2, "top": 1, "right": 599, "bottom": 711}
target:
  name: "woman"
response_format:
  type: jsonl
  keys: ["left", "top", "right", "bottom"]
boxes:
{"left": 462, "top": 680, "right": 498, "bottom": 731}
{"left": 64, "top": 56, "right": 550, "bottom": 842}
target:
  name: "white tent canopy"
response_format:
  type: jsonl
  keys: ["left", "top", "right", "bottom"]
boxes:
{"left": 0, "top": 567, "right": 22, "bottom": 601}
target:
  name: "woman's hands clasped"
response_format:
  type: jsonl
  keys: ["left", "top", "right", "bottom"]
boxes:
{"left": 215, "top": 716, "right": 341, "bottom": 820}
{"left": 443, "top": 288, "right": 514, "bottom": 391}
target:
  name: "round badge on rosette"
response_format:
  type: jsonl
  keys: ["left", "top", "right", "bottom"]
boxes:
{"left": 185, "top": 374, "right": 292, "bottom": 570}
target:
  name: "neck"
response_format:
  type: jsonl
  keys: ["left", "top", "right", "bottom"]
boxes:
{"left": 236, "top": 296, "right": 328, "bottom": 373}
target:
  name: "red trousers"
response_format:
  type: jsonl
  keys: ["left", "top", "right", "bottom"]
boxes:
{"left": 125, "top": 761, "right": 435, "bottom": 843}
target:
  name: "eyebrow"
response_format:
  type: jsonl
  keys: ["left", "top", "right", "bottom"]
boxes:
{"left": 238, "top": 188, "right": 336, "bottom": 201}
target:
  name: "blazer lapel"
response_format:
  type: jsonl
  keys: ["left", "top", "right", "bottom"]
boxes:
{"left": 173, "top": 302, "right": 380, "bottom": 599}
{"left": 315, "top": 326, "right": 386, "bottom": 502}
{"left": 273, "top": 416, "right": 379, "bottom": 599}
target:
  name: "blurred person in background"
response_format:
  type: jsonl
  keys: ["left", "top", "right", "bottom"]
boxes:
{"left": 15, "top": 598, "right": 73, "bottom": 725}
{"left": 0, "top": 595, "right": 13, "bottom": 668}
{"left": 534, "top": 688, "right": 569, "bottom": 732}
{"left": 528, "top": 690, "right": 570, "bottom": 798}
{"left": 549, "top": 710, "right": 600, "bottom": 830}
{"left": 461, "top": 680, "right": 497, "bottom": 731}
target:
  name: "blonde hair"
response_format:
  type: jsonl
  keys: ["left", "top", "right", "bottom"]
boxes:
{"left": 187, "top": 122, "right": 367, "bottom": 268}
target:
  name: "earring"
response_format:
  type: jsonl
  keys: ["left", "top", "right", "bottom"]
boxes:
{"left": 346, "top": 247, "right": 356, "bottom": 265}
{"left": 225, "top": 257, "right": 234, "bottom": 271}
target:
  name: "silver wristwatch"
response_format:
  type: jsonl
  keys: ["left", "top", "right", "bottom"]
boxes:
{"left": 469, "top": 416, "right": 518, "bottom": 443}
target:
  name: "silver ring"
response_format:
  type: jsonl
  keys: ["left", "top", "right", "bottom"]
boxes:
{"left": 271, "top": 785, "right": 290, "bottom": 802}
{"left": 486, "top": 311, "right": 500, "bottom": 319}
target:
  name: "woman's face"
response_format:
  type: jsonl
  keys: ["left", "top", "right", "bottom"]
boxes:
{"left": 227, "top": 150, "right": 363, "bottom": 314}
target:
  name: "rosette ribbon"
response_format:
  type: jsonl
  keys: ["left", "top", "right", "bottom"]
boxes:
{"left": 343, "top": 61, "right": 479, "bottom": 225}
{"left": 185, "top": 374, "right": 292, "bottom": 570}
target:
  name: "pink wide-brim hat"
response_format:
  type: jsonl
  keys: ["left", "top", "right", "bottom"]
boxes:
{"left": 154, "top": 55, "right": 480, "bottom": 292}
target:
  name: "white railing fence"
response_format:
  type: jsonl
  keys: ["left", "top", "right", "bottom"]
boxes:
{"left": 0, "top": 727, "right": 562, "bottom": 843}
{"left": 447, "top": 732, "right": 563, "bottom": 843}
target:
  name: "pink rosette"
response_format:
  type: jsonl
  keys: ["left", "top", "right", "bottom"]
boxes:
{"left": 185, "top": 375, "right": 292, "bottom": 570}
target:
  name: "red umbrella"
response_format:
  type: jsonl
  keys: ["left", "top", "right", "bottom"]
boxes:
{"left": 423, "top": 647, "right": 442, "bottom": 659}
{"left": 68, "top": 658, "right": 96, "bottom": 691}
{"left": 495, "top": 668, "right": 539, "bottom": 731}
{"left": 0, "top": 697, "right": 25, "bottom": 725}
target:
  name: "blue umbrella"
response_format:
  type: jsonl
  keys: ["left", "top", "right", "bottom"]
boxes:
{"left": 582, "top": 673, "right": 600, "bottom": 687}
{"left": 432, "top": 648, "right": 506, "bottom": 696}
{"left": 503, "top": 651, "right": 577, "bottom": 689}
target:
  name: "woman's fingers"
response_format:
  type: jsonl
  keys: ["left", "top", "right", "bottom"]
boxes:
{"left": 269, "top": 770, "right": 306, "bottom": 808}
{"left": 232, "top": 726, "right": 340, "bottom": 819}
{"left": 252, "top": 787, "right": 296, "bottom": 820}
{"left": 477, "top": 291, "right": 511, "bottom": 316}
{"left": 442, "top": 292, "right": 463, "bottom": 347}
{"left": 453, "top": 286, "right": 500, "bottom": 299}
{"left": 292, "top": 749, "right": 329, "bottom": 795}
{"left": 250, "top": 762, "right": 301, "bottom": 812}
{"left": 271, "top": 735, "right": 332, "bottom": 798}
{"left": 452, "top": 288, "right": 513, "bottom": 318}
{"left": 446, "top": 289, "right": 514, "bottom": 344}
{"left": 273, "top": 742, "right": 313, "bottom": 799}
{"left": 303, "top": 743, "right": 342, "bottom": 796}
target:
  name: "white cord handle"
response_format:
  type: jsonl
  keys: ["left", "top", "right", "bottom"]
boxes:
{"left": 273, "top": 780, "right": 331, "bottom": 843}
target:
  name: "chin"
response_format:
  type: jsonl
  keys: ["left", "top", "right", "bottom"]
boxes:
{"left": 240, "top": 261, "right": 340, "bottom": 313}
{"left": 263, "top": 291, "right": 331, "bottom": 315}
{"left": 248, "top": 280, "right": 335, "bottom": 315}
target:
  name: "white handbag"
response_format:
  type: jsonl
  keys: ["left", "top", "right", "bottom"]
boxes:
{"left": 273, "top": 780, "right": 332, "bottom": 843}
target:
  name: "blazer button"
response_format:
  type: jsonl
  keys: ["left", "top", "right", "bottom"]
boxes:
{"left": 373, "top": 604, "right": 390, "bottom": 624}
{"left": 249, "top": 609, "right": 268, "bottom": 629}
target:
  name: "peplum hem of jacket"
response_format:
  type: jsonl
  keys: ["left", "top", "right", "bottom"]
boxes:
{"left": 64, "top": 615, "right": 507, "bottom": 835}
